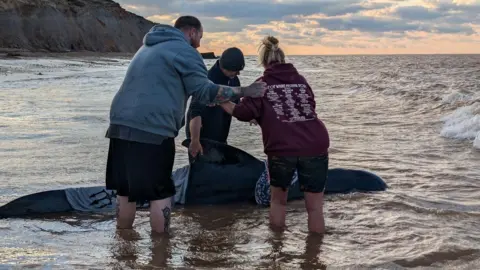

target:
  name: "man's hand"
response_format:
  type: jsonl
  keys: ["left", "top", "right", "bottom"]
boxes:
{"left": 189, "top": 116, "right": 203, "bottom": 157}
{"left": 189, "top": 140, "right": 203, "bottom": 157}
{"left": 241, "top": 81, "right": 267, "bottom": 98}
{"left": 213, "top": 82, "right": 266, "bottom": 104}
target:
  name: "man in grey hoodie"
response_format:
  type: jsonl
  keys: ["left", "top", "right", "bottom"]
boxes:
{"left": 105, "top": 16, "right": 266, "bottom": 234}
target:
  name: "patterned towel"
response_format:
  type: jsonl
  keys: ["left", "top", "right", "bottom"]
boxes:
{"left": 254, "top": 160, "right": 298, "bottom": 206}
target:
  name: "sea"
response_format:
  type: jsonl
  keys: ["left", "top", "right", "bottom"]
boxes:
{"left": 0, "top": 54, "right": 479, "bottom": 269}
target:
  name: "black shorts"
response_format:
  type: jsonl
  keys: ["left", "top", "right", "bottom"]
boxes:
{"left": 105, "top": 137, "right": 176, "bottom": 202}
{"left": 267, "top": 154, "right": 329, "bottom": 193}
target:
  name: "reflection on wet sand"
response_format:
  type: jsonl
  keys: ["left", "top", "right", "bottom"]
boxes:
{"left": 179, "top": 205, "right": 253, "bottom": 268}
{"left": 258, "top": 231, "right": 327, "bottom": 270}
{"left": 149, "top": 233, "right": 172, "bottom": 268}
{"left": 111, "top": 229, "right": 140, "bottom": 269}
{"left": 107, "top": 205, "right": 327, "bottom": 269}
{"left": 302, "top": 234, "right": 327, "bottom": 270}
{"left": 111, "top": 228, "right": 173, "bottom": 269}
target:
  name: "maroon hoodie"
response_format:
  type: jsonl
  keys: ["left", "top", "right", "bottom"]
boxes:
{"left": 232, "top": 62, "right": 330, "bottom": 157}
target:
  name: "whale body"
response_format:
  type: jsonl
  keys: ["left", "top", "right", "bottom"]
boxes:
{"left": 0, "top": 139, "right": 387, "bottom": 218}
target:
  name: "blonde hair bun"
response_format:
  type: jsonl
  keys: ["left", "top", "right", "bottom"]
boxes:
{"left": 258, "top": 35, "right": 285, "bottom": 67}
{"left": 262, "top": 36, "right": 279, "bottom": 50}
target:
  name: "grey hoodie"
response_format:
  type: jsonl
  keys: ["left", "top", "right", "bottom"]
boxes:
{"left": 108, "top": 24, "right": 219, "bottom": 138}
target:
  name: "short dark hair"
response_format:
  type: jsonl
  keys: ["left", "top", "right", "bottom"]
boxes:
{"left": 174, "top": 16, "right": 202, "bottom": 31}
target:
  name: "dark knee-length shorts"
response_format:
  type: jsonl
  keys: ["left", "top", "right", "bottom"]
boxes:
{"left": 267, "top": 154, "right": 329, "bottom": 193}
{"left": 105, "top": 138, "right": 176, "bottom": 202}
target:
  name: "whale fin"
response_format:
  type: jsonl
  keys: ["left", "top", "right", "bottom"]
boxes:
{"left": 353, "top": 169, "right": 388, "bottom": 191}
{"left": 181, "top": 138, "right": 265, "bottom": 205}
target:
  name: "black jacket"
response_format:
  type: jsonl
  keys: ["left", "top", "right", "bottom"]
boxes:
{"left": 185, "top": 60, "right": 240, "bottom": 144}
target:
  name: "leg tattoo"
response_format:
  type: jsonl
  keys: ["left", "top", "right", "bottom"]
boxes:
{"left": 162, "top": 206, "right": 171, "bottom": 233}
{"left": 116, "top": 202, "right": 120, "bottom": 220}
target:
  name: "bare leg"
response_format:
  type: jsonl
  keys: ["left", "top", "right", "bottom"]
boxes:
{"left": 269, "top": 186, "right": 289, "bottom": 231}
{"left": 150, "top": 198, "right": 173, "bottom": 234}
{"left": 116, "top": 195, "right": 136, "bottom": 229}
{"left": 304, "top": 192, "right": 325, "bottom": 234}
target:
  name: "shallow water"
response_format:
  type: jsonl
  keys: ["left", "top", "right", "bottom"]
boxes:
{"left": 1, "top": 55, "right": 479, "bottom": 269}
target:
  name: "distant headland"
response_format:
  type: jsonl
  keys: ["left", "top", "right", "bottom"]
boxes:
{"left": 0, "top": 0, "right": 217, "bottom": 59}
{"left": 200, "top": 52, "right": 218, "bottom": 59}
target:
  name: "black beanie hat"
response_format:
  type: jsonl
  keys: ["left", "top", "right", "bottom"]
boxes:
{"left": 219, "top": 47, "right": 245, "bottom": 71}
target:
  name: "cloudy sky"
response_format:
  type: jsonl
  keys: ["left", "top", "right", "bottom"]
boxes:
{"left": 116, "top": 0, "right": 480, "bottom": 55}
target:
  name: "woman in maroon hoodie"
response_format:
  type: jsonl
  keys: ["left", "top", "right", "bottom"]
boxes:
{"left": 219, "top": 36, "right": 330, "bottom": 234}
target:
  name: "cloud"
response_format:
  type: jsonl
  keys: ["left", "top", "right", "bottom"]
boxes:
{"left": 119, "top": 0, "right": 372, "bottom": 18}
{"left": 116, "top": 0, "right": 480, "bottom": 54}
{"left": 316, "top": 16, "right": 420, "bottom": 32}
{"left": 314, "top": 15, "right": 475, "bottom": 34}
{"left": 395, "top": 6, "right": 443, "bottom": 20}
{"left": 146, "top": 14, "right": 249, "bottom": 32}
{"left": 118, "top": 0, "right": 394, "bottom": 32}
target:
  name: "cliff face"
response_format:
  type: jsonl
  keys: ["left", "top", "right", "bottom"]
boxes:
{"left": 0, "top": 0, "right": 156, "bottom": 53}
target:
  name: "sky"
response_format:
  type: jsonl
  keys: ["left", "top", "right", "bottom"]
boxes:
{"left": 116, "top": 0, "right": 480, "bottom": 55}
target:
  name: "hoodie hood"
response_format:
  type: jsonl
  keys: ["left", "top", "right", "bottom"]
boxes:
{"left": 263, "top": 62, "right": 300, "bottom": 83}
{"left": 143, "top": 24, "right": 189, "bottom": 47}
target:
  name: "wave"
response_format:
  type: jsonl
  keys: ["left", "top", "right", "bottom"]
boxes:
{"left": 393, "top": 248, "right": 480, "bottom": 268}
{"left": 474, "top": 133, "right": 480, "bottom": 150}
{"left": 440, "top": 102, "right": 480, "bottom": 150}
{"left": 441, "top": 89, "right": 479, "bottom": 106}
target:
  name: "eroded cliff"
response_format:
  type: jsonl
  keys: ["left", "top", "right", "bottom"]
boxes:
{"left": 0, "top": 0, "right": 156, "bottom": 52}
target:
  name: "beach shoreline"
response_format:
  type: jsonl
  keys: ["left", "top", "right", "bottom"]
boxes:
{"left": 0, "top": 48, "right": 135, "bottom": 60}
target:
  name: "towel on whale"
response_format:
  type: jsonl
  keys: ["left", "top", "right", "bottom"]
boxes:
{"left": 63, "top": 160, "right": 297, "bottom": 213}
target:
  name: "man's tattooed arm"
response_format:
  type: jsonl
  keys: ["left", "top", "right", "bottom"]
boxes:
{"left": 211, "top": 86, "right": 242, "bottom": 104}
{"left": 211, "top": 81, "right": 267, "bottom": 104}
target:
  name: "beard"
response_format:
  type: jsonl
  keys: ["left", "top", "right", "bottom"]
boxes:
{"left": 190, "top": 38, "right": 199, "bottom": 49}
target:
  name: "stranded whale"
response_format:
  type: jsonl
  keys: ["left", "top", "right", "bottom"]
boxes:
{"left": 0, "top": 139, "right": 387, "bottom": 218}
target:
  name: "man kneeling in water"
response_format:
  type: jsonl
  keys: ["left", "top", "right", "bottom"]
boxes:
{"left": 186, "top": 47, "right": 245, "bottom": 158}
{"left": 218, "top": 36, "right": 330, "bottom": 234}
